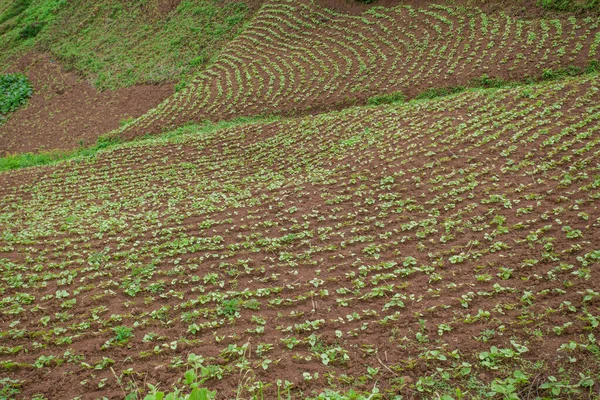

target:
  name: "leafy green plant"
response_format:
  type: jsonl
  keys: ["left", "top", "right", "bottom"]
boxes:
{"left": 126, "top": 354, "right": 216, "bottom": 400}
{"left": 113, "top": 326, "right": 133, "bottom": 343}
{"left": 0, "top": 73, "right": 32, "bottom": 124}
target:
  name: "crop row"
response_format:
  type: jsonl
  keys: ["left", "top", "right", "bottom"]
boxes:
{"left": 119, "top": 0, "right": 600, "bottom": 140}
{"left": 1, "top": 75, "right": 600, "bottom": 398}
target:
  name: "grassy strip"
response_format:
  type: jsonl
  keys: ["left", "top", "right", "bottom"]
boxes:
{"left": 366, "top": 91, "right": 406, "bottom": 106}
{"left": 0, "top": 136, "right": 119, "bottom": 171}
{"left": 537, "top": 0, "right": 599, "bottom": 12}
{"left": 0, "top": 115, "right": 279, "bottom": 172}
{"left": 414, "top": 85, "right": 466, "bottom": 101}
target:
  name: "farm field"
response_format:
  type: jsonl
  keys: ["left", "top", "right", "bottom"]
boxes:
{"left": 119, "top": 0, "right": 600, "bottom": 140}
{"left": 2, "top": 0, "right": 600, "bottom": 399}
{"left": 1, "top": 73, "right": 600, "bottom": 398}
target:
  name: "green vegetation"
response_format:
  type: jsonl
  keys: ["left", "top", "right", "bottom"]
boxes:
{"left": 2, "top": 73, "right": 600, "bottom": 398}
{"left": 0, "top": 0, "right": 66, "bottom": 61}
{"left": 414, "top": 86, "right": 466, "bottom": 100}
{"left": 0, "top": 135, "right": 119, "bottom": 170}
{"left": 41, "top": 0, "right": 250, "bottom": 89}
{"left": 0, "top": 0, "right": 251, "bottom": 89}
{"left": 367, "top": 91, "right": 406, "bottom": 106}
{"left": 0, "top": 72, "right": 32, "bottom": 125}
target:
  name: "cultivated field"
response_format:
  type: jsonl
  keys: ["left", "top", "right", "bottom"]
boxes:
{"left": 1, "top": 73, "right": 600, "bottom": 398}
{"left": 120, "top": 0, "right": 600, "bottom": 140}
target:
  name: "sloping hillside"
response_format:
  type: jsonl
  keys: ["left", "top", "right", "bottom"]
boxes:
{"left": 0, "top": 0, "right": 255, "bottom": 155}
{"left": 1, "top": 74, "right": 599, "bottom": 398}
{"left": 118, "top": 0, "right": 600, "bottom": 140}
{"left": 0, "top": 0, "right": 253, "bottom": 89}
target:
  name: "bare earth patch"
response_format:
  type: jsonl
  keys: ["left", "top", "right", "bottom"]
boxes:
{"left": 0, "top": 52, "right": 173, "bottom": 156}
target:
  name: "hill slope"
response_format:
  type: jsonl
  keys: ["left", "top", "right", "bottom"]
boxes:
{"left": 0, "top": 0, "right": 256, "bottom": 155}
{"left": 119, "top": 0, "right": 600, "bottom": 140}
{"left": 1, "top": 74, "right": 599, "bottom": 398}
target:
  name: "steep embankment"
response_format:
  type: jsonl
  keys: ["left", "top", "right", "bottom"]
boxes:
{"left": 119, "top": 0, "right": 600, "bottom": 140}
{"left": 1, "top": 75, "right": 599, "bottom": 399}
{"left": 0, "top": 0, "right": 255, "bottom": 155}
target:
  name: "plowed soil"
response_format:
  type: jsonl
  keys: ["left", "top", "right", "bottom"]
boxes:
{"left": 118, "top": 0, "right": 600, "bottom": 142}
{"left": 1, "top": 75, "right": 599, "bottom": 399}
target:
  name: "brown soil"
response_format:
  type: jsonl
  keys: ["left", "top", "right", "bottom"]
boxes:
{"left": 0, "top": 76, "right": 599, "bottom": 399}
{"left": 119, "top": 0, "right": 600, "bottom": 142}
{"left": 0, "top": 52, "right": 173, "bottom": 156}
{"left": 155, "top": 0, "right": 183, "bottom": 15}
{"left": 311, "top": 0, "right": 594, "bottom": 18}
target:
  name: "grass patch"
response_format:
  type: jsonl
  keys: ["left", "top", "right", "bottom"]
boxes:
{"left": 537, "top": 0, "right": 599, "bottom": 12}
{"left": 0, "top": 0, "right": 66, "bottom": 64}
{"left": 414, "top": 85, "right": 466, "bottom": 100}
{"left": 0, "top": 0, "right": 253, "bottom": 90}
{"left": 0, "top": 0, "right": 32, "bottom": 26}
{"left": 367, "top": 91, "right": 406, "bottom": 106}
{"left": 0, "top": 135, "right": 120, "bottom": 171}
{"left": 40, "top": 0, "right": 251, "bottom": 89}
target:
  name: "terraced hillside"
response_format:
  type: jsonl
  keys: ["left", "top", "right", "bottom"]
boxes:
{"left": 119, "top": 0, "right": 600, "bottom": 140}
{"left": 1, "top": 74, "right": 600, "bottom": 399}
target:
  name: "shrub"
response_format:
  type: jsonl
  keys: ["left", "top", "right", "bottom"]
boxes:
{"left": 0, "top": 73, "right": 33, "bottom": 125}
{"left": 19, "top": 21, "right": 44, "bottom": 39}
{"left": 473, "top": 74, "right": 508, "bottom": 89}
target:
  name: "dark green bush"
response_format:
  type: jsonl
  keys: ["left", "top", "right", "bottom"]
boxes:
{"left": 473, "top": 74, "right": 508, "bottom": 88}
{"left": 19, "top": 21, "right": 45, "bottom": 39}
{"left": 0, "top": 73, "right": 33, "bottom": 125}
{"left": 367, "top": 91, "right": 406, "bottom": 106}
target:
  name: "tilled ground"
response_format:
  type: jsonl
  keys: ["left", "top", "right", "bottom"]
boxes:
{"left": 119, "top": 0, "right": 600, "bottom": 142}
{"left": 0, "top": 75, "right": 599, "bottom": 399}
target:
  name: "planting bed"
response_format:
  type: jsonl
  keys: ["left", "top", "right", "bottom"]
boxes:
{"left": 120, "top": 0, "right": 600, "bottom": 140}
{"left": 1, "top": 75, "right": 600, "bottom": 398}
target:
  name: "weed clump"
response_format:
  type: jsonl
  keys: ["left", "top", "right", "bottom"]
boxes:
{"left": 367, "top": 91, "right": 406, "bottom": 106}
